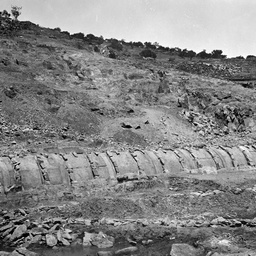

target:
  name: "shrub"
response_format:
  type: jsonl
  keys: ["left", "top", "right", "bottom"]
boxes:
{"left": 109, "top": 39, "right": 123, "bottom": 51}
{"left": 85, "top": 34, "right": 104, "bottom": 44}
{"left": 128, "top": 73, "right": 144, "bottom": 80}
{"left": 109, "top": 50, "right": 116, "bottom": 59}
{"left": 211, "top": 49, "right": 223, "bottom": 58}
{"left": 132, "top": 41, "right": 143, "bottom": 47}
{"left": 71, "top": 32, "right": 84, "bottom": 39}
{"left": 11, "top": 6, "right": 22, "bottom": 20}
{"left": 235, "top": 56, "right": 244, "bottom": 60}
{"left": 0, "top": 8, "right": 21, "bottom": 36}
{"left": 197, "top": 50, "right": 211, "bottom": 59}
{"left": 139, "top": 49, "right": 156, "bottom": 59}
{"left": 246, "top": 55, "right": 256, "bottom": 60}
{"left": 144, "top": 42, "right": 156, "bottom": 49}
{"left": 53, "top": 27, "right": 61, "bottom": 32}
{"left": 94, "top": 45, "right": 100, "bottom": 52}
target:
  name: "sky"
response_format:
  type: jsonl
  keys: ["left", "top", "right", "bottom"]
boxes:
{"left": 1, "top": 0, "right": 256, "bottom": 57}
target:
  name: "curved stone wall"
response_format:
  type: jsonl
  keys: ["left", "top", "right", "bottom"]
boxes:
{"left": 0, "top": 145, "right": 256, "bottom": 193}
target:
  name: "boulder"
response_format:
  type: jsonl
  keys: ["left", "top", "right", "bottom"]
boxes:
{"left": 10, "top": 224, "right": 27, "bottom": 241}
{"left": 170, "top": 243, "right": 201, "bottom": 256}
{"left": 56, "top": 230, "right": 70, "bottom": 246}
{"left": 210, "top": 217, "right": 229, "bottom": 225}
{"left": 45, "top": 234, "right": 58, "bottom": 247}
{"left": 201, "top": 236, "right": 239, "bottom": 253}
{"left": 83, "top": 231, "right": 95, "bottom": 246}
{"left": 90, "top": 231, "right": 114, "bottom": 248}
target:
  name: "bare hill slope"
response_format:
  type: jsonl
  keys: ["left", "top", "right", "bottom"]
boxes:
{"left": 0, "top": 22, "right": 256, "bottom": 155}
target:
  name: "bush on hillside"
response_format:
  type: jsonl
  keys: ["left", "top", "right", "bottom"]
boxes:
{"left": 211, "top": 49, "right": 223, "bottom": 58}
{"left": 109, "top": 50, "right": 117, "bottom": 59}
{"left": 179, "top": 49, "right": 196, "bottom": 59}
{"left": 197, "top": 50, "right": 211, "bottom": 59}
{"left": 0, "top": 8, "right": 21, "bottom": 36}
{"left": 53, "top": 27, "right": 61, "bottom": 32}
{"left": 139, "top": 49, "right": 157, "bottom": 59}
{"left": 71, "top": 32, "right": 84, "bottom": 39}
{"left": 132, "top": 41, "right": 144, "bottom": 47}
{"left": 235, "top": 56, "right": 244, "bottom": 60}
{"left": 144, "top": 42, "right": 156, "bottom": 49}
{"left": 85, "top": 34, "right": 104, "bottom": 44}
{"left": 109, "top": 39, "right": 123, "bottom": 51}
{"left": 246, "top": 55, "right": 256, "bottom": 60}
{"left": 11, "top": 6, "right": 22, "bottom": 20}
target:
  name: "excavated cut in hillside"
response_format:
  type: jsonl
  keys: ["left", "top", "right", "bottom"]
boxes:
{"left": 1, "top": 24, "right": 256, "bottom": 154}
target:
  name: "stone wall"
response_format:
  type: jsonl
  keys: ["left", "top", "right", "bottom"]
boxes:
{"left": 0, "top": 145, "right": 256, "bottom": 198}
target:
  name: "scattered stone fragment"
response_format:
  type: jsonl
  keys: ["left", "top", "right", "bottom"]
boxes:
{"left": 121, "top": 123, "right": 133, "bottom": 129}
{"left": 0, "top": 223, "right": 14, "bottom": 232}
{"left": 210, "top": 217, "right": 229, "bottom": 226}
{"left": 115, "top": 246, "right": 138, "bottom": 255}
{"left": 83, "top": 231, "right": 95, "bottom": 246}
{"left": 10, "top": 224, "right": 27, "bottom": 241}
{"left": 97, "top": 251, "right": 113, "bottom": 256}
{"left": 46, "top": 234, "right": 58, "bottom": 247}
{"left": 170, "top": 243, "right": 202, "bottom": 256}
{"left": 90, "top": 231, "right": 114, "bottom": 248}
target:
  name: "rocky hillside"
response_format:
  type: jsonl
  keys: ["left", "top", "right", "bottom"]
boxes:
{"left": 2, "top": 19, "right": 256, "bottom": 256}
{"left": 0, "top": 21, "right": 255, "bottom": 156}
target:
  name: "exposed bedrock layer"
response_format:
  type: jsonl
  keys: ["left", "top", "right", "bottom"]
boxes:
{"left": 1, "top": 145, "right": 256, "bottom": 198}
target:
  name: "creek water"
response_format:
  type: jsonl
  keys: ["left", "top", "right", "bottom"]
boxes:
{"left": 30, "top": 238, "right": 173, "bottom": 256}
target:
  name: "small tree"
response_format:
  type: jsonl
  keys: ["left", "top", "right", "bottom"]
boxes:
{"left": 11, "top": 6, "right": 22, "bottom": 20}
{"left": 0, "top": 9, "right": 21, "bottom": 36}
{"left": 197, "top": 50, "right": 211, "bottom": 59}
{"left": 109, "top": 50, "right": 117, "bottom": 59}
{"left": 71, "top": 32, "right": 84, "bottom": 39}
{"left": 109, "top": 38, "right": 123, "bottom": 51}
{"left": 187, "top": 50, "right": 196, "bottom": 60}
{"left": 211, "top": 49, "right": 223, "bottom": 59}
{"left": 179, "top": 48, "right": 188, "bottom": 58}
{"left": 132, "top": 41, "right": 143, "bottom": 47}
{"left": 144, "top": 42, "right": 156, "bottom": 49}
{"left": 235, "top": 56, "right": 244, "bottom": 60}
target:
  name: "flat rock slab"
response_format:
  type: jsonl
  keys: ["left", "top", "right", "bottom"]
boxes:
{"left": 170, "top": 243, "right": 202, "bottom": 256}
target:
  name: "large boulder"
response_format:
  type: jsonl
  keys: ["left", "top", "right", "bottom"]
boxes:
{"left": 83, "top": 231, "right": 114, "bottom": 248}
{"left": 83, "top": 231, "right": 95, "bottom": 246}
{"left": 10, "top": 224, "right": 27, "bottom": 241}
{"left": 90, "top": 231, "right": 114, "bottom": 248}
{"left": 170, "top": 243, "right": 202, "bottom": 256}
{"left": 45, "top": 234, "right": 58, "bottom": 247}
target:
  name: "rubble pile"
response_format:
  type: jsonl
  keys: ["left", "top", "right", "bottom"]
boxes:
{"left": 179, "top": 89, "right": 255, "bottom": 136}
{"left": 215, "top": 105, "right": 255, "bottom": 132}
{"left": 176, "top": 61, "right": 242, "bottom": 79}
{"left": 181, "top": 110, "right": 221, "bottom": 136}
{"left": 182, "top": 105, "right": 255, "bottom": 136}
{"left": 0, "top": 209, "right": 77, "bottom": 249}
